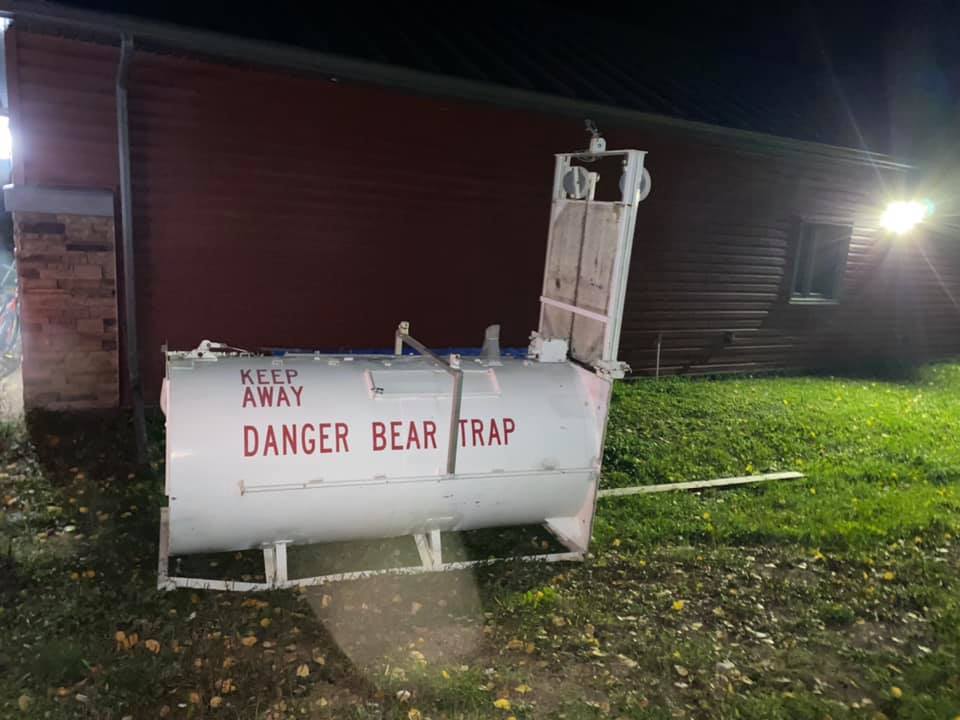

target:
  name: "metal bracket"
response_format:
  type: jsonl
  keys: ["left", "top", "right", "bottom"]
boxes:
{"left": 393, "top": 321, "right": 464, "bottom": 476}
{"left": 593, "top": 359, "right": 630, "bottom": 380}
{"left": 394, "top": 321, "right": 410, "bottom": 355}
{"left": 527, "top": 333, "right": 569, "bottom": 363}
{"left": 166, "top": 339, "right": 253, "bottom": 361}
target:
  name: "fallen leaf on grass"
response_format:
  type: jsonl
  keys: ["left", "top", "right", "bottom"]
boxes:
{"left": 114, "top": 630, "right": 139, "bottom": 651}
{"left": 507, "top": 639, "right": 526, "bottom": 651}
{"left": 672, "top": 599, "right": 685, "bottom": 611}
{"left": 515, "top": 683, "right": 532, "bottom": 694}
{"left": 221, "top": 679, "right": 236, "bottom": 694}
{"left": 408, "top": 709, "right": 422, "bottom": 720}
{"left": 222, "top": 657, "right": 236, "bottom": 669}
{"left": 493, "top": 698, "right": 512, "bottom": 710}
{"left": 296, "top": 664, "right": 310, "bottom": 678}
{"left": 188, "top": 692, "right": 201, "bottom": 705}
{"left": 260, "top": 618, "right": 272, "bottom": 628}
{"left": 209, "top": 696, "right": 223, "bottom": 709}
{"left": 891, "top": 686, "right": 902, "bottom": 699}
{"left": 18, "top": 695, "right": 30, "bottom": 712}
{"left": 241, "top": 635, "right": 258, "bottom": 647}
{"left": 883, "top": 571, "right": 896, "bottom": 581}
{"left": 144, "top": 639, "right": 161, "bottom": 654}
{"left": 409, "top": 650, "right": 427, "bottom": 665}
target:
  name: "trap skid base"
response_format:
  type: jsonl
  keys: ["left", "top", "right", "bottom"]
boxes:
{"left": 157, "top": 508, "right": 584, "bottom": 593}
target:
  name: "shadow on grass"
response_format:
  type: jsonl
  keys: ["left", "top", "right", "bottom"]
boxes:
{"left": 4, "top": 408, "right": 574, "bottom": 716}
{"left": 5, "top": 409, "right": 397, "bottom": 715}
{"left": 807, "top": 357, "right": 927, "bottom": 382}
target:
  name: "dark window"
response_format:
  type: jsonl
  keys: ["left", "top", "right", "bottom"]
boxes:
{"left": 791, "top": 223, "right": 852, "bottom": 302}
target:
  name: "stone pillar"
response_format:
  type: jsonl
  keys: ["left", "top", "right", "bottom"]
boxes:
{"left": 4, "top": 186, "right": 120, "bottom": 410}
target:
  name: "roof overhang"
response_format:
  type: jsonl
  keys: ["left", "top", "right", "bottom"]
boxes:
{"left": 0, "top": 0, "right": 911, "bottom": 172}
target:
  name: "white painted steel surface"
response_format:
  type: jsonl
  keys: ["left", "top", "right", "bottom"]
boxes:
{"left": 163, "top": 354, "right": 608, "bottom": 556}
{"left": 539, "top": 148, "right": 648, "bottom": 378}
{"left": 160, "top": 138, "right": 649, "bottom": 585}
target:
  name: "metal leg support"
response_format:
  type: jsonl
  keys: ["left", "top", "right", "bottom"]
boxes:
{"left": 157, "top": 507, "right": 175, "bottom": 591}
{"left": 159, "top": 525, "right": 582, "bottom": 593}
{"left": 263, "top": 542, "right": 289, "bottom": 587}
{"left": 414, "top": 529, "right": 442, "bottom": 570}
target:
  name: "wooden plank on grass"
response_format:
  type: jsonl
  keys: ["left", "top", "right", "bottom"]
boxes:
{"left": 597, "top": 471, "right": 804, "bottom": 498}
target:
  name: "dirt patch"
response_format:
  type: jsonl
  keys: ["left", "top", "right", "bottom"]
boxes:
{"left": 306, "top": 570, "right": 487, "bottom": 668}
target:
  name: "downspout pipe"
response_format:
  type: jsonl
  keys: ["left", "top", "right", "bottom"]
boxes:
{"left": 116, "top": 33, "right": 147, "bottom": 463}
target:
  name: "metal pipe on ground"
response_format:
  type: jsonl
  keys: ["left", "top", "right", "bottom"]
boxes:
{"left": 597, "top": 471, "right": 805, "bottom": 497}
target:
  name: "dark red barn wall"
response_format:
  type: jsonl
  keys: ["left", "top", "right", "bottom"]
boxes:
{"left": 7, "top": 27, "right": 960, "bottom": 399}
{"left": 7, "top": 29, "right": 577, "bottom": 398}
{"left": 610, "top": 131, "right": 960, "bottom": 375}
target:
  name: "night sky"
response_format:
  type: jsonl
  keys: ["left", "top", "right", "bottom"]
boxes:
{"left": 53, "top": 0, "right": 960, "bottom": 166}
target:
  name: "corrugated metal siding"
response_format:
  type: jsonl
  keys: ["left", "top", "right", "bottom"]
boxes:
{"left": 8, "top": 28, "right": 960, "bottom": 398}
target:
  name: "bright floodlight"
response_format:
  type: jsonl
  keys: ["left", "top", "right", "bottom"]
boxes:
{"left": 880, "top": 200, "right": 928, "bottom": 235}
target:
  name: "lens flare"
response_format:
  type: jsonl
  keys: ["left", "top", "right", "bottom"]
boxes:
{"left": 880, "top": 200, "right": 929, "bottom": 235}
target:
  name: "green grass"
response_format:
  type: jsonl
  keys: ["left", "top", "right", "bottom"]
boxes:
{"left": 1, "top": 364, "right": 959, "bottom": 718}
{"left": 598, "top": 364, "right": 960, "bottom": 550}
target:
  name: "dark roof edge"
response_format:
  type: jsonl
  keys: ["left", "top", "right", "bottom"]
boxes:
{"left": 0, "top": 0, "right": 911, "bottom": 172}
